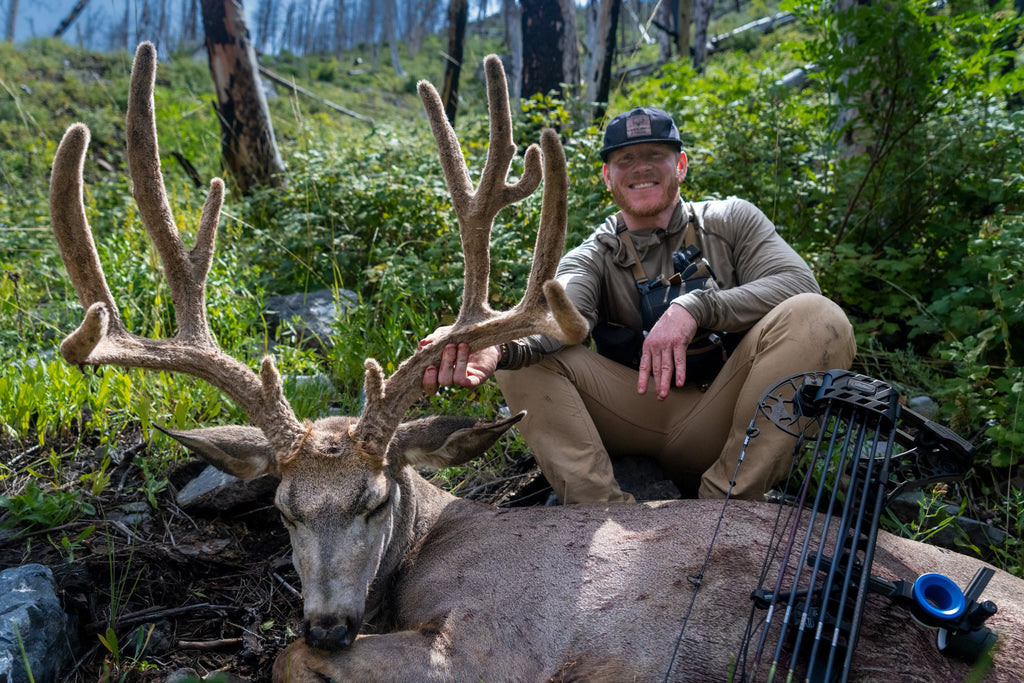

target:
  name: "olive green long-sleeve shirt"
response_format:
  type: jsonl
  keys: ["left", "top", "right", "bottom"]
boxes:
{"left": 502, "top": 197, "right": 820, "bottom": 369}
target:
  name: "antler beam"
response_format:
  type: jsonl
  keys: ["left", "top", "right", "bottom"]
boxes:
{"left": 350, "top": 54, "right": 587, "bottom": 457}
{"left": 49, "top": 42, "right": 305, "bottom": 458}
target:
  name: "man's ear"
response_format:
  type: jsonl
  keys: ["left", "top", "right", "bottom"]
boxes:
{"left": 389, "top": 412, "right": 526, "bottom": 469}
{"left": 602, "top": 162, "right": 612, "bottom": 190}
{"left": 678, "top": 151, "right": 688, "bottom": 182}
{"left": 156, "top": 424, "right": 280, "bottom": 479}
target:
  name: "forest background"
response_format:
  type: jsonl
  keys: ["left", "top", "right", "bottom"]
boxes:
{"left": 1, "top": 0, "right": 1023, "bottom": 613}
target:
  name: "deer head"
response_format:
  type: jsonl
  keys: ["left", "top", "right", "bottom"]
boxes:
{"left": 50, "top": 43, "right": 586, "bottom": 652}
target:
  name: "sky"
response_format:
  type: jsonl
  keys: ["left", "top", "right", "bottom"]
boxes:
{"left": 3, "top": 0, "right": 512, "bottom": 48}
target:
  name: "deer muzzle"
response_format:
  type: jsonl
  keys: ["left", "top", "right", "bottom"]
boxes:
{"left": 304, "top": 614, "right": 359, "bottom": 651}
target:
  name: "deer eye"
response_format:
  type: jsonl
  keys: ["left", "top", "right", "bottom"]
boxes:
{"left": 367, "top": 497, "right": 390, "bottom": 518}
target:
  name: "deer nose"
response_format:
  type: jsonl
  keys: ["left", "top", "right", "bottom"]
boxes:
{"left": 304, "top": 616, "right": 357, "bottom": 651}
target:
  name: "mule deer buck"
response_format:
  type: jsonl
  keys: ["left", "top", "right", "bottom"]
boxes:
{"left": 51, "top": 43, "right": 1024, "bottom": 682}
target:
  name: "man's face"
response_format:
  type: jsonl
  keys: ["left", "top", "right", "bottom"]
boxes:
{"left": 603, "top": 143, "right": 686, "bottom": 219}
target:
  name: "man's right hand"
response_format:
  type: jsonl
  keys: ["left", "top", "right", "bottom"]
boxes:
{"left": 421, "top": 328, "right": 502, "bottom": 394}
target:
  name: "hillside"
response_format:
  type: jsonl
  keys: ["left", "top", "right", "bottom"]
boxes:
{"left": 1, "top": 3, "right": 1023, "bottom": 679}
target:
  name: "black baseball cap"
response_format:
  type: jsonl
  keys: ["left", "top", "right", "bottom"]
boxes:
{"left": 600, "top": 107, "right": 683, "bottom": 161}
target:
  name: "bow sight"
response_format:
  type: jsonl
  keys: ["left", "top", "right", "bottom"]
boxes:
{"left": 733, "top": 369, "right": 996, "bottom": 683}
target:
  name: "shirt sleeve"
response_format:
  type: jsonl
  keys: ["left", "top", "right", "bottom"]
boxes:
{"left": 671, "top": 198, "right": 820, "bottom": 332}
{"left": 502, "top": 236, "right": 606, "bottom": 369}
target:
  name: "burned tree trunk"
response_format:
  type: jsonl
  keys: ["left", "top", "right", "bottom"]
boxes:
{"left": 441, "top": 0, "right": 468, "bottom": 125}
{"left": 200, "top": 0, "right": 286, "bottom": 194}
{"left": 521, "top": 0, "right": 564, "bottom": 98}
{"left": 584, "top": 0, "right": 620, "bottom": 120}
{"left": 692, "top": 0, "right": 713, "bottom": 72}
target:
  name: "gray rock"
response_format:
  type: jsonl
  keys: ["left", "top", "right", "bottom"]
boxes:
{"left": 888, "top": 491, "right": 1007, "bottom": 551}
{"left": 264, "top": 288, "right": 357, "bottom": 351}
{"left": 0, "top": 564, "right": 76, "bottom": 683}
{"left": 612, "top": 454, "right": 683, "bottom": 501}
{"left": 176, "top": 465, "right": 277, "bottom": 511}
{"left": 908, "top": 395, "right": 939, "bottom": 420}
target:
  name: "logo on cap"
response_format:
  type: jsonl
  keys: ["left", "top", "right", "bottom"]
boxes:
{"left": 625, "top": 114, "right": 652, "bottom": 139}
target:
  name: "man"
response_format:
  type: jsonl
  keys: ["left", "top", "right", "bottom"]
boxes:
{"left": 423, "top": 107, "right": 855, "bottom": 503}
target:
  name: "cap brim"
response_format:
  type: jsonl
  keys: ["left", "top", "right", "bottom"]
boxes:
{"left": 600, "top": 139, "right": 683, "bottom": 161}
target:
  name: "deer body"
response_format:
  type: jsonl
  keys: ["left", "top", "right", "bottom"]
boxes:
{"left": 270, "top": 484, "right": 1024, "bottom": 682}
{"left": 50, "top": 43, "right": 1024, "bottom": 683}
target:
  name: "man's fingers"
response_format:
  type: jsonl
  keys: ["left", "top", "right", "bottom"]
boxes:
{"left": 454, "top": 343, "right": 472, "bottom": 387}
{"left": 423, "top": 366, "right": 439, "bottom": 395}
{"left": 436, "top": 344, "right": 457, "bottom": 386}
{"left": 637, "top": 350, "right": 651, "bottom": 395}
{"left": 674, "top": 345, "right": 687, "bottom": 387}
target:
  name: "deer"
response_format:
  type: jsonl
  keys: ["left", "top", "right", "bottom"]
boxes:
{"left": 50, "top": 42, "right": 1024, "bottom": 682}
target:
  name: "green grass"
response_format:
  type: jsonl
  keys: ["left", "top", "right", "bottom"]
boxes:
{"left": 1, "top": 0, "right": 1023, "bottom": 579}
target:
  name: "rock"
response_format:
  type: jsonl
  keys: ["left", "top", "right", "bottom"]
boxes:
{"left": 888, "top": 491, "right": 1007, "bottom": 552}
{"left": 612, "top": 454, "right": 683, "bottom": 501}
{"left": 264, "top": 288, "right": 357, "bottom": 351}
{"left": 176, "top": 465, "right": 278, "bottom": 511}
{"left": 0, "top": 564, "right": 77, "bottom": 683}
{"left": 907, "top": 395, "right": 939, "bottom": 420}
{"left": 125, "top": 618, "right": 174, "bottom": 657}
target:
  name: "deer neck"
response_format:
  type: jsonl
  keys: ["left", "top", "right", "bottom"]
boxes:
{"left": 365, "top": 466, "right": 461, "bottom": 621}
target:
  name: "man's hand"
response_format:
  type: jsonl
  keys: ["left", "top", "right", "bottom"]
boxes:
{"left": 637, "top": 303, "right": 698, "bottom": 400}
{"left": 421, "top": 326, "right": 502, "bottom": 395}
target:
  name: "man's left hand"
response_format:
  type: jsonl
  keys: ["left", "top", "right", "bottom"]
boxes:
{"left": 637, "top": 303, "right": 698, "bottom": 400}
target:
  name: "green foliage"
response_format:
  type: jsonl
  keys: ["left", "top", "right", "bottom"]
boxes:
{"left": 0, "top": 479, "right": 95, "bottom": 528}
{"left": 1, "top": 4, "right": 1023, "bottom": 576}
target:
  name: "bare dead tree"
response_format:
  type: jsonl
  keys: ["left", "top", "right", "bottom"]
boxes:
{"left": 201, "top": 0, "right": 286, "bottom": 194}
{"left": 383, "top": 0, "right": 406, "bottom": 76}
{"left": 52, "top": 0, "right": 91, "bottom": 39}
{"left": 180, "top": 0, "right": 202, "bottom": 47}
{"left": 692, "top": 0, "right": 713, "bottom": 72}
{"left": 334, "top": 0, "right": 345, "bottom": 56}
{"left": 656, "top": 0, "right": 673, "bottom": 62}
{"left": 676, "top": 0, "right": 692, "bottom": 60}
{"left": 256, "top": 0, "right": 277, "bottom": 52}
{"left": 521, "top": 0, "right": 565, "bottom": 98}
{"left": 559, "top": 0, "right": 581, "bottom": 97}
{"left": 503, "top": 0, "right": 523, "bottom": 105}
{"left": 441, "top": 0, "right": 468, "bottom": 124}
{"left": 584, "top": 0, "right": 621, "bottom": 120}
{"left": 5, "top": 0, "right": 19, "bottom": 42}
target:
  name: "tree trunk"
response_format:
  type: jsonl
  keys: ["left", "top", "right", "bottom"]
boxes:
{"left": 334, "top": 0, "right": 345, "bottom": 55}
{"left": 692, "top": 0, "right": 713, "bottom": 72}
{"left": 503, "top": 0, "right": 523, "bottom": 105}
{"left": 657, "top": 0, "right": 673, "bottom": 63}
{"left": 559, "top": 0, "right": 580, "bottom": 97}
{"left": 5, "top": 0, "right": 18, "bottom": 42}
{"left": 521, "top": 0, "right": 564, "bottom": 98}
{"left": 584, "top": 0, "right": 620, "bottom": 120}
{"left": 52, "top": 0, "right": 91, "bottom": 39}
{"left": 384, "top": 0, "right": 406, "bottom": 77}
{"left": 676, "top": 0, "right": 692, "bottom": 62}
{"left": 201, "top": 0, "right": 286, "bottom": 194}
{"left": 441, "top": 0, "right": 468, "bottom": 125}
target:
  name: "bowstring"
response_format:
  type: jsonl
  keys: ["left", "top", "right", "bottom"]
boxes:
{"left": 662, "top": 419, "right": 758, "bottom": 683}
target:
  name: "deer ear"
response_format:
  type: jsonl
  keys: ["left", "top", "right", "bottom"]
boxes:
{"left": 156, "top": 424, "right": 281, "bottom": 479}
{"left": 389, "top": 412, "right": 526, "bottom": 469}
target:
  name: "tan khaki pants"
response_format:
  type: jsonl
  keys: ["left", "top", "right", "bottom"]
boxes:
{"left": 496, "top": 293, "right": 856, "bottom": 503}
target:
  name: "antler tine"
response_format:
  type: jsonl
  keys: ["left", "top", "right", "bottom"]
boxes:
{"left": 350, "top": 57, "right": 587, "bottom": 459}
{"left": 49, "top": 42, "right": 305, "bottom": 459}
{"left": 416, "top": 54, "right": 543, "bottom": 326}
{"left": 127, "top": 41, "right": 212, "bottom": 343}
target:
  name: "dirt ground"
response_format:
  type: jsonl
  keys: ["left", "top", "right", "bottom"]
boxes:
{"left": 0, "top": 430, "right": 556, "bottom": 682}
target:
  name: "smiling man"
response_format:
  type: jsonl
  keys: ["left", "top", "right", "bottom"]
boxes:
{"left": 424, "top": 107, "right": 856, "bottom": 503}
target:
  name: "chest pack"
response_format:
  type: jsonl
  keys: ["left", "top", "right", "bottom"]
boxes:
{"left": 592, "top": 215, "right": 739, "bottom": 386}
